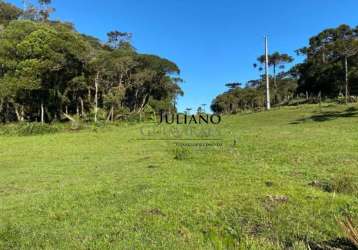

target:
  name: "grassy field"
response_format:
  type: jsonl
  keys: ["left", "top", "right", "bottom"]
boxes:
{"left": 0, "top": 104, "right": 357, "bottom": 249}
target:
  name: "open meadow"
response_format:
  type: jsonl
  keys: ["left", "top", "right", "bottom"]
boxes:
{"left": 0, "top": 104, "right": 357, "bottom": 249}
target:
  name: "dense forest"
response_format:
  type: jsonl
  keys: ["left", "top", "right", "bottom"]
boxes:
{"left": 212, "top": 25, "right": 358, "bottom": 114}
{"left": 0, "top": 0, "right": 183, "bottom": 123}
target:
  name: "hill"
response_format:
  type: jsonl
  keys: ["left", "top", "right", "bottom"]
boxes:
{"left": 0, "top": 104, "right": 357, "bottom": 249}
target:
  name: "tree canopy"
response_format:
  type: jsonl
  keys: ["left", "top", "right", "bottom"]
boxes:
{"left": 0, "top": 0, "right": 183, "bottom": 123}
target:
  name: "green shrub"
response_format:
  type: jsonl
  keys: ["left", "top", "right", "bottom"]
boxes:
{"left": 126, "top": 113, "right": 141, "bottom": 123}
{"left": 173, "top": 146, "right": 191, "bottom": 160}
{"left": 87, "top": 108, "right": 108, "bottom": 122}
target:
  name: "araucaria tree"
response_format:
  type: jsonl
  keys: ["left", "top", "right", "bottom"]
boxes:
{"left": 295, "top": 24, "right": 358, "bottom": 101}
{"left": 0, "top": 0, "right": 183, "bottom": 123}
{"left": 254, "top": 52, "right": 294, "bottom": 104}
{"left": 256, "top": 52, "right": 293, "bottom": 89}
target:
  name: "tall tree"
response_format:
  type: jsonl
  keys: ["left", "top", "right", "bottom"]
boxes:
{"left": 107, "top": 30, "right": 132, "bottom": 49}
{"left": 329, "top": 25, "right": 358, "bottom": 103}
{"left": 256, "top": 52, "right": 294, "bottom": 88}
{"left": 296, "top": 24, "right": 358, "bottom": 100}
{"left": 38, "top": 0, "right": 54, "bottom": 21}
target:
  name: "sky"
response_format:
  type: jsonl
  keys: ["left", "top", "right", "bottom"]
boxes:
{"left": 7, "top": 0, "right": 358, "bottom": 112}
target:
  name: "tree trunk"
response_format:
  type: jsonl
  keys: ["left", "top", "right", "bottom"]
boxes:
{"left": 345, "top": 56, "right": 349, "bottom": 104}
{"left": 20, "top": 105, "right": 25, "bottom": 122}
{"left": 119, "top": 74, "right": 123, "bottom": 88}
{"left": 41, "top": 101, "right": 44, "bottom": 124}
{"left": 5, "top": 102, "right": 9, "bottom": 123}
{"left": 79, "top": 97, "right": 84, "bottom": 117}
{"left": 0, "top": 99, "right": 3, "bottom": 123}
{"left": 94, "top": 72, "right": 99, "bottom": 123}
{"left": 76, "top": 102, "right": 79, "bottom": 116}
{"left": 65, "top": 105, "right": 68, "bottom": 115}
{"left": 106, "top": 110, "right": 111, "bottom": 122}
{"left": 273, "top": 64, "right": 277, "bottom": 89}
{"left": 14, "top": 105, "right": 21, "bottom": 122}
{"left": 153, "top": 111, "right": 157, "bottom": 123}
{"left": 106, "top": 105, "right": 114, "bottom": 122}
{"left": 63, "top": 113, "right": 77, "bottom": 123}
{"left": 111, "top": 105, "right": 114, "bottom": 122}
{"left": 137, "top": 94, "right": 149, "bottom": 113}
{"left": 88, "top": 88, "right": 91, "bottom": 103}
{"left": 134, "top": 89, "right": 139, "bottom": 111}
{"left": 318, "top": 91, "right": 322, "bottom": 105}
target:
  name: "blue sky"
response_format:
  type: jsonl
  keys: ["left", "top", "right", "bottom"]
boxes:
{"left": 7, "top": 0, "right": 358, "bottom": 112}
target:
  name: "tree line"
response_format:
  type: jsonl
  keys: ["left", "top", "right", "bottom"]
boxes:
{"left": 0, "top": 0, "right": 183, "bottom": 123}
{"left": 212, "top": 24, "right": 358, "bottom": 114}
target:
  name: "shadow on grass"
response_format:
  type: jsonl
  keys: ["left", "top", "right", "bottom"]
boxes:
{"left": 309, "top": 238, "right": 357, "bottom": 250}
{"left": 290, "top": 107, "right": 358, "bottom": 124}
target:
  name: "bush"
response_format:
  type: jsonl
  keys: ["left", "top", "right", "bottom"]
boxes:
{"left": 126, "top": 113, "right": 141, "bottom": 123}
{"left": 173, "top": 147, "right": 191, "bottom": 160}
{"left": 87, "top": 108, "right": 108, "bottom": 122}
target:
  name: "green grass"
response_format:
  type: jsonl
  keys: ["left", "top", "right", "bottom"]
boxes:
{"left": 0, "top": 104, "right": 357, "bottom": 249}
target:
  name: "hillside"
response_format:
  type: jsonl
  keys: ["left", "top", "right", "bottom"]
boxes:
{"left": 0, "top": 104, "right": 357, "bottom": 249}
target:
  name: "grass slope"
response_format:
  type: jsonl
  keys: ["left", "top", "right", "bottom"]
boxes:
{"left": 0, "top": 104, "right": 357, "bottom": 249}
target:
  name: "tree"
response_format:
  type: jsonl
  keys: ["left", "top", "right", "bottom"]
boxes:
{"left": 0, "top": 1, "right": 22, "bottom": 27}
{"left": 296, "top": 24, "right": 358, "bottom": 100}
{"left": 21, "top": 0, "right": 55, "bottom": 21}
{"left": 0, "top": 2, "right": 183, "bottom": 124}
{"left": 211, "top": 83, "right": 265, "bottom": 114}
{"left": 87, "top": 44, "right": 182, "bottom": 122}
{"left": 256, "top": 52, "right": 293, "bottom": 88}
{"left": 107, "top": 30, "right": 132, "bottom": 49}
{"left": 126, "top": 54, "right": 182, "bottom": 113}
{"left": 104, "top": 86, "right": 125, "bottom": 121}
{"left": 38, "top": 0, "right": 54, "bottom": 21}
{"left": 212, "top": 72, "right": 297, "bottom": 114}
{"left": 66, "top": 75, "right": 88, "bottom": 117}
{"left": 0, "top": 20, "right": 90, "bottom": 123}
{"left": 225, "top": 82, "right": 241, "bottom": 91}
{"left": 329, "top": 25, "right": 358, "bottom": 103}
